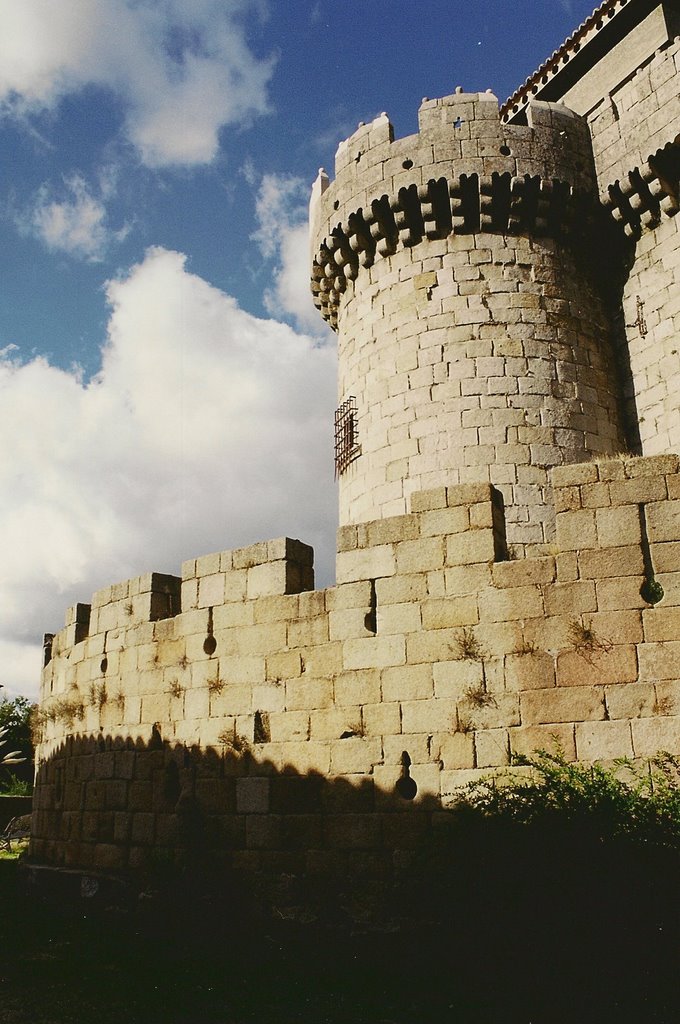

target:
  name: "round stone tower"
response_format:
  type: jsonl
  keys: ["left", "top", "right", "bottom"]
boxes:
{"left": 310, "top": 90, "right": 625, "bottom": 551}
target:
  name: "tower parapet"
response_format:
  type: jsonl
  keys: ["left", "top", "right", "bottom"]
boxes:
{"left": 310, "top": 92, "right": 625, "bottom": 549}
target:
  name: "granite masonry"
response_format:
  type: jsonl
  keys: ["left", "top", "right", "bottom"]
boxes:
{"left": 32, "top": 0, "right": 680, "bottom": 890}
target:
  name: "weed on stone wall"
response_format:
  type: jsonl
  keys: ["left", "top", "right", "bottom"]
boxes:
{"left": 568, "top": 617, "right": 614, "bottom": 664}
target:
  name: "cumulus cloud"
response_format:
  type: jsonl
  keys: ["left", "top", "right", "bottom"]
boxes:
{"left": 23, "top": 173, "right": 123, "bottom": 261}
{"left": 0, "top": 0, "right": 274, "bottom": 167}
{"left": 0, "top": 247, "right": 337, "bottom": 698}
{"left": 252, "top": 172, "right": 328, "bottom": 335}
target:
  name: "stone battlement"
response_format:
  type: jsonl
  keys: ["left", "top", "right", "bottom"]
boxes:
{"left": 33, "top": 454, "right": 680, "bottom": 874}
{"left": 310, "top": 94, "right": 603, "bottom": 329}
{"left": 31, "top": 0, "right": 680, "bottom": 898}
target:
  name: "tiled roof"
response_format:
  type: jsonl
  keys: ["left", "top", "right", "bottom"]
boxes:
{"left": 500, "top": 0, "right": 632, "bottom": 120}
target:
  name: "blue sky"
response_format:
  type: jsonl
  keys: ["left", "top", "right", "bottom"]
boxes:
{"left": 0, "top": 0, "right": 599, "bottom": 698}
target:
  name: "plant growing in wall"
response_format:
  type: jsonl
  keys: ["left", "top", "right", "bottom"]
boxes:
{"left": 454, "top": 628, "right": 486, "bottom": 662}
{"left": 567, "top": 618, "right": 613, "bottom": 665}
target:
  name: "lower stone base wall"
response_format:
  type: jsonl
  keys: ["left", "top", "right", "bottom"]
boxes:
{"left": 32, "top": 454, "right": 680, "bottom": 889}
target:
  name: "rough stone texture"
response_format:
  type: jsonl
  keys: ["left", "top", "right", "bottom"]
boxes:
{"left": 33, "top": 459, "right": 680, "bottom": 876}
{"left": 32, "top": 2, "right": 680, "bottom": 894}
{"left": 311, "top": 93, "right": 624, "bottom": 548}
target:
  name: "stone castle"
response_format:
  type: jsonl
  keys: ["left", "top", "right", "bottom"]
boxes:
{"left": 31, "top": 0, "right": 680, "bottom": 887}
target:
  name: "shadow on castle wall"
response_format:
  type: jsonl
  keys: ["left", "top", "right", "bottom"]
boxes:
{"left": 26, "top": 728, "right": 680, "bottom": 1023}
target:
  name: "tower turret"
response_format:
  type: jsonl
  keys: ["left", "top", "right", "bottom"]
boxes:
{"left": 310, "top": 90, "right": 626, "bottom": 552}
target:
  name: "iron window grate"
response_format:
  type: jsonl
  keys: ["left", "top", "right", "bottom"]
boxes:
{"left": 334, "top": 396, "right": 361, "bottom": 476}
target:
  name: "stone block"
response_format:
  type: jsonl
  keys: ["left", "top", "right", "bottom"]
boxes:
{"left": 197, "top": 573, "right": 225, "bottom": 608}
{"left": 382, "top": 663, "right": 434, "bottom": 702}
{"left": 605, "top": 682, "right": 657, "bottom": 720}
{"left": 268, "top": 710, "right": 310, "bottom": 743}
{"left": 252, "top": 683, "right": 286, "bottom": 713}
{"left": 439, "top": 732, "right": 475, "bottom": 770}
{"left": 274, "top": 741, "right": 331, "bottom": 770}
{"left": 363, "top": 701, "right": 401, "bottom": 736}
{"left": 236, "top": 778, "right": 270, "bottom": 814}
{"left": 595, "top": 505, "right": 641, "bottom": 547}
{"left": 444, "top": 564, "right": 494, "bottom": 595}
{"left": 406, "top": 628, "right": 469, "bottom": 665}
{"left": 509, "top": 723, "right": 576, "bottom": 760}
{"left": 642, "top": 607, "right": 680, "bottom": 642}
{"left": 421, "top": 596, "right": 479, "bottom": 630}
{"left": 556, "top": 645, "right": 638, "bottom": 687}
{"left": 552, "top": 463, "right": 599, "bottom": 488}
{"left": 575, "top": 720, "right": 634, "bottom": 761}
{"left": 396, "top": 536, "right": 445, "bottom": 573}
{"left": 475, "top": 729, "right": 510, "bottom": 768}
{"left": 208, "top": 683, "right": 254, "bottom": 717}
{"left": 218, "top": 655, "right": 266, "bottom": 685}
{"left": 646, "top": 500, "right": 680, "bottom": 543}
{"left": 330, "top": 738, "right": 382, "bottom": 775}
{"left": 343, "top": 635, "right": 406, "bottom": 670}
{"left": 609, "top": 477, "right": 667, "bottom": 505}
{"left": 401, "top": 698, "right": 456, "bottom": 734}
{"left": 325, "top": 581, "right": 372, "bottom": 610}
{"left": 520, "top": 687, "right": 605, "bottom": 725}
{"left": 418, "top": 506, "right": 470, "bottom": 537}
{"left": 595, "top": 576, "right": 647, "bottom": 611}
{"left": 334, "top": 668, "right": 381, "bottom": 706}
{"left": 324, "top": 813, "right": 380, "bottom": 849}
{"left": 433, "top": 658, "right": 484, "bottom": 698}
{"left": 366, "top": 514, "right": 419, "bottom": 546}
{"left": 246, "top": 562, "right": 287, "bottom": 599}
{"left": 183, "top": 687, "right": 209, "bottom": 720}
{"left": 555, "top": 510, "right": 597, "bottom": 551}
{"left": 410, "top": 487, "right": 448, "bottom": 512}
{"left": 505, "top": 651, "right": 555, "bottom": 690}
{"left": 491, "top": 557, "right": 555, "bottom": 588}
{"left": 285, "top": 677, "right": 334, "bottom": 711}
{"left": 375, "top": 573, "right": 428, "bottom": 604}
{"left": 408, "top": 762, "right": 442, "bottom": 799}
{"left": 223, "top": 569, "right": 247, "bottom": 602}
{"left": 329, "top": 608, "right": 373, "bottom": 641}
{"left": 638, "top": 641, "right": 680, "bottom": 680}
{"left": 301, "top": 642, "right": 344, "bottom": 678}
{"left": 253, "top": 594, "right": 300, "bottom": 624}
{"left": 578, "top": 546, "right": 644, "bottom": 579}
{"left": 287, "top": 616, "right": 330, "bottom": 648}
{"left": 265, "top": 649, "right": 302, "bottom": 682}
{"left": 652, "top": 542, "right": 680, "bottom": 573}
{"left": 632, "top": 716, "right": 680, "bottom": 757}
{"left": 544, "top": 581, "right": 597, "bottom": 616}
{"left": 310, "top": 707, "right": 358, "bottom": 741}
{"left": 445, "top": 529, "right": 496, "bottom": 566}
{"left": 377, "top": 602, "right": 423, "bottom": 634}
{"left": 245, "top": 815, "right": 280, "bottom": 849}
{"left": 336, "top": 545, "right": 396, "bottom": 584}
{"left": 480, "top": 585, "right": 544, "bottom": 623}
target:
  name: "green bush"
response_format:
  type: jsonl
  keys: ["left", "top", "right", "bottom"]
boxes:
{"left": 455, "top": 748, "right": 680, "bottom": 848}
{"left": 0, "top": 694, "right": 35, "bottom": 793}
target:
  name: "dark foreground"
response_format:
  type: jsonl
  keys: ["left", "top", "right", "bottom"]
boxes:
{"left": 2, "top": 824, "right": 679, "bottom": 1024}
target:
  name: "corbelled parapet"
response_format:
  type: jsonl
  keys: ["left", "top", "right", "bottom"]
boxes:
{"left": 310, "top": 92, "right": 601, "bottom": 328}
{"left": 310, "top": 91, "right": 626, "bottom": 545}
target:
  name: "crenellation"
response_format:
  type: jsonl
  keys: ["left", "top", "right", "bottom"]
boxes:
{"left": 32, "top": 1, "right": 680, "bottom": 899}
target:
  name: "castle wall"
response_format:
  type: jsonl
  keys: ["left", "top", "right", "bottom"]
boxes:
{"left": 32, "top": 455, "right": 680, "bottom": 879}
{"left": 337, "top": 232, "right": 622, "bottom": 543}
{"left": 621, "top": 216, "right": 680, "bottom": 453}
{"left": 311, "top": 93, "right": 625, "bottom": 549}
{"left": 582, "top": 33, "right": 680, "bottom": 453}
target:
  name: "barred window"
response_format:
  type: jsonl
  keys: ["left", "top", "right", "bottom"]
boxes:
{"left": 334, "top": 396, "right": 361, "bottom": 476}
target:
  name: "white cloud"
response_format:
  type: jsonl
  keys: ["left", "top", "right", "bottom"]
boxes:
{"left": 0, "top": 0, "right": 274, "bottom": 167}
{"left": 0, "top": 247, "right": 337, "bottom": 699}
{"left": 252, "top": 172, "right": 328, "bottom": 335}
{"left": 25, "top": 173, "right": 118, "bottom": 261}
